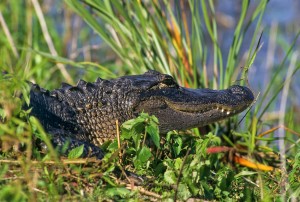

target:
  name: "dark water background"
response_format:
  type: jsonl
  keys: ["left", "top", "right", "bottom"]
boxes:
{"left": 215, "top": 0, "right": 300, "bottom": 117}
{"left": 217, "top": 0, "right": 300, "bottom": 103}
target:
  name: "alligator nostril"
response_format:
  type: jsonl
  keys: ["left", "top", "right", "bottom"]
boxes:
{"left": 229, "top": 85, "right": 246, "bottom": 95}
{"left": 229, "top": 85, "right": 254, "bottom": 101}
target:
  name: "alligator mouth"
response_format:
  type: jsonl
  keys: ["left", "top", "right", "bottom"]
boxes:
{"left": 163, "top": 85, "right": 254, "bottom": 116}
{"left": 165, "top": 100, "right": 240, "bottom": 115}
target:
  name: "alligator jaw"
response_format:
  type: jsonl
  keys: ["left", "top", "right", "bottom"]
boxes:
{"left": 136, "top": 85, "right": 254, "bottom": 133}
{"left": 164, "top": 85, "right": 253, "bottom": 114}
{"left": 165, "top": 100, "right": 238, "bottom": 115}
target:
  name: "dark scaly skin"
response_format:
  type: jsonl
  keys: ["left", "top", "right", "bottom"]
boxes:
{"left": 28, "top": 70, "right": 254, "bottom": 159}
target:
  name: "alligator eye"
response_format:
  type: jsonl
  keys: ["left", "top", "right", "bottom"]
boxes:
{"left": 158, "top": 83, "right": 169, "bottom": 89}
{"left": 162, "top": 78, "right": 178, "bottom": 88}
{"left": 148, "top": 76, "right": 178, "bottom": 90}
{"left": 150, "top": 82, "right": 173, "bottom": 90}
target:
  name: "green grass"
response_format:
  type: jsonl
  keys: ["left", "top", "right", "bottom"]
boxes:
{"left": 1, "top": 0, "right": 300, "bottom": 201}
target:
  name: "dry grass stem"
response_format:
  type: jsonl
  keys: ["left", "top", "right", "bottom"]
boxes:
{"left": 31, "top": 0, "right": 73, "bottom": 84}
{"left": 0, "top": 11, "right": 19, "bottom": 58}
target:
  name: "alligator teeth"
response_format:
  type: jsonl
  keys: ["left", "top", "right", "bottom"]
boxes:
{"left": 226, "top": 111, "right": 230, "bottom": 115}
{"left": 221, "top": 109, "right": 224, "bottom": 112}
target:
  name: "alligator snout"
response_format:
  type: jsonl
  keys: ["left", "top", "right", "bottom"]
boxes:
{"left": 228, "top": 85, "right": 255, "bottom": 104}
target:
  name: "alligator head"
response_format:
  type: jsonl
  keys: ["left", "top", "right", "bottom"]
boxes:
{"left": 29, "top": 70, "right": 254, "bottom": 146}
{"left": 129, "top": 71, "right": 254, "bottom": 133}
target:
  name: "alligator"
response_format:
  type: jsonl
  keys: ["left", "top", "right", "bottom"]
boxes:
{"left": 28, "top": 70, "right": 254, "bottom": 159}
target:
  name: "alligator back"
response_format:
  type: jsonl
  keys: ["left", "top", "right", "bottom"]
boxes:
{"left": 30, "top": 84, "right": 79, "bottom": 135}
{"left": 29, "top": 78, "right": 134, "bottom": 146}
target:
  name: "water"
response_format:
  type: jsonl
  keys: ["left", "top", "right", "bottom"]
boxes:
{"left": 216, "top": 0, "right": 300, "bottom": 110}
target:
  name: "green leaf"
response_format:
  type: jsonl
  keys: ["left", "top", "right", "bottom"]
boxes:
{"left": 107, "top": 140, "right": 118, "bottom": 152}
{"left": 146, "top": 124, "right": 160, "bottom": 148}
{"left": 121, "top": 116, "right": 145, "bottom": 130}
{"left": 178, "top": 183, "right": 192, "bottom": 201}
{"left": 133, "top": 146, "right": 152, "bottom": 169}
{"left": 174, "top": 137, "right": 183, "bottom": 156}
{"left": 174, "top": 158, "right": 183, "bottom": 170}
{"left": 235, "top": 171, "right": 257, "bottom": 178}
{"left": 68, "top": 145, "right": 84, "bottom": 159}
{"left": 105, "top": 187, "right": 131, "bottom": 198}
{"left": 164, "top": 170, "right": 177, "bottom": 184}
{"left": 137, "top": 146, "right": 152, "bottom": 163}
